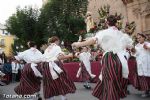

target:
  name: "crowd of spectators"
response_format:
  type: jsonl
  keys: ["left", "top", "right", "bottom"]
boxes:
{"left": 0, "top": 52, "right": 25, "bottom": 85}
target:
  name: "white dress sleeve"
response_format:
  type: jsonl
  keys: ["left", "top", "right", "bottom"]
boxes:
{"left": 94, "top": 31, "right": 105, "bottom": 44}
{"left": 121, "top": 34, "right": 133, "bottom": 49}
{"left": 55, "top": 46, "right": 64, "bottom": 57}
{"left": 43, "top": 45, "right": 64, "bottom": 61}
{"left": 145, "top": 42, "right": 150, "bottom": 48}
{"left": 15, "top": 51, "right": 26, "bottom": 61}
{"left": 88, "top": 52, "right": 92, "bottom": 60}
{"left": 134, "top": 45, "right": 140, "bottom": 57}
{"left": 79, "top": 53, "right": 83, "bottom": 61}
{"left": 30, "top": 50, "right": 44, "bottom": 63}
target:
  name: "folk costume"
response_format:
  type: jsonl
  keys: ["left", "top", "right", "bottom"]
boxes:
{"left": 14, "top": 47, "right": 43, "bottom": 95}
{"left": 134, "top": 42, "right": 150, "bottom": 92}
{"left": 42, "top": 43, "right": 76, "bottom": 99}
{"left": 92, "top": 26, "right": 133, "bottom": 100}
{"left": 76, "top": 51, "right": 96, "bottom": 89}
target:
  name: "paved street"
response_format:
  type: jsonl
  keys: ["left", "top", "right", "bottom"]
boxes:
{"left": 0, "top": 82, "right": 150, "bottom": 100}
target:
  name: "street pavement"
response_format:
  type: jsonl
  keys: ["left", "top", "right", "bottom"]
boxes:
{"left": 0, "top": 82, "right": 150, "bottom": 100}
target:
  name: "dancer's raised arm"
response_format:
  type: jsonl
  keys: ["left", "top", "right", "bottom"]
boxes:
{"left": 72, "top": 38, "right": 96, "bottom": 48}
{"left": 57, "top": 53, "right": 73, "bottom": 60}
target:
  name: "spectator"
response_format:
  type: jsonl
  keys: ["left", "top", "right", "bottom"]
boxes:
{"left": 11, "top": 61, "right": 20, "bottom": 82}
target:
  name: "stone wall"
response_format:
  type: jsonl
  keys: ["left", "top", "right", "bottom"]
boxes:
{"left": 88, "top": 0, "right": 150, "bottom": 34}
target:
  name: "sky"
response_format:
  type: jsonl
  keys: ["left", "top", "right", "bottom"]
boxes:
{"left": 0, "top": 0, "right": 43, "bottom": 24}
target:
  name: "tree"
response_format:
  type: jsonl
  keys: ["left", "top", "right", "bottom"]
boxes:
{"left": 6, "top": 0, "right": 88, "bottom": 52}
{"left": 39, "top": 0, "right": 88, "bottom": 44}
{"left": 6, "top": 7, "right": 44, "bottom": 50}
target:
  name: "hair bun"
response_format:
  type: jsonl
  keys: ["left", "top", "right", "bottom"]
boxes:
{"left": 137, "top": 33, "right": 146, "bottom": 39}
{"left": 48, "top": 36, "right": 59, "bottom": 44}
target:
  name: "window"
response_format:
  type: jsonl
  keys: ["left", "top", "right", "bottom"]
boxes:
{"left": 0, "top": 39, "right": 5, "bottom": 46}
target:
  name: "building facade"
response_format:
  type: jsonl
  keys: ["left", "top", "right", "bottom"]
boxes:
{"left": 0, "top": 23, "right": 15, "bottom": 57}
{"left": 88, "top": 0, "right": 150, "bottom": 35}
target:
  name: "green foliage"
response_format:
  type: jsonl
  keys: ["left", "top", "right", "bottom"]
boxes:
{"left": 97, "top": 5, "right": 110, "bottom": 30}
{"left": 6, "top": 0, "right": 88, "bottom": 53}
{"left": 6, "top": 7, "right": 44, "bottom": 49}
{"left": 98, "top": 5, "right": 110, "bottom": 19}
{"left": 72, "top": 57, "right": 80, "bottom": 62}
{"left": 115, "top": 13, "right": 123, "bottom": 30}
{"left": 11, "top": 39, "right": 27, "bottom": 55}
{"left": 97, "top": 5, "right": 124, "bottom": 30}
{"left": 125, "top": 21, "right": 136, "bottom": 35}
{"left": 39, "top": 0, "right": 88, "bottom": 43}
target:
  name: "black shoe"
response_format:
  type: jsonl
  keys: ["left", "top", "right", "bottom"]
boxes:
{"left": 86, "top": 85, "right": 91, "bottom": 89}
{"left": 127, "top": 90, "right": 130, "bottom": 95}
{"left": 83, "top": 84, "right": 91, "bottom": 89}
{"left": 83, "top": 84, "right": 87, "bottom": 88}
{"left": 38, "top": 97, "right": 42, "bottom": 100}
{"left": 36, "top": 93, "right": 42, "bottom": 100}
{"left": 0, "top": 81, "right": 6, "bottom": 86}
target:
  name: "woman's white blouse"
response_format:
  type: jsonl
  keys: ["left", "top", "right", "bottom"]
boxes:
{"left": 43, "top": 43, "right": 64, "bottom": 62}
{"left": 15, "top": 47, "right": 43, "bottom": 63}
{"left": 78, "top": 52, "right": 96, "bottom": 78}
{"left": 135, "top": 42, "right": 150, "bottom": 76}
{"left": 94, "top": 27, "right": 133, "bottom": 54}
{"left": 79, "top": 52, "right": 91, "bottom": 62}
{"left": 15, "top": 47, "right": 43, "bottom": 77}
{"left": 43, "top": 43, "right": 64, "bottom": 79}
{"left": 94, "top": 27, "right": 133, "bottom": 79}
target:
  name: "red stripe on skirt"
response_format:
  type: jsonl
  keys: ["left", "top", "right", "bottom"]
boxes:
{"left": 128, "top": 57, "right": 150, "bottom": 91}
{"left": 42, "top": 61, "right": 76, "bottom": 99}
{"left": 128, "top": 57, "right": 139, "bottom": 89}
{"left": 92, "top": 52, "right": 128, "bottom": 100}
{"left": 78, "top": 62, "right": 91, "bottom": 82}
{"left": 137, "top": 76, "right": 150, "bottom": 91}
{"left": 14, "top": 63, "right": 42, "bottom": 95}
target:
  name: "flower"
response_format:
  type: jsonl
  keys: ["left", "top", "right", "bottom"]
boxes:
{"left": 62, "top": 48, "right": 70, "bottom": 55}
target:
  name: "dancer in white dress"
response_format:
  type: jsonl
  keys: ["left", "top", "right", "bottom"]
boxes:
{"left": 131, "top": 33, "right": 150, "bottom": 97}
{"left": 76, "top": 46, "right": 96, "bottom": 89}
{"left": 14, "top": 41, "right": 43, "bottom": 100}
{"left": 72, "top": 15, "right": 133, "bottom": 100}
{"left": 42, "top": 36, "right": 76, "bottom": 100}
